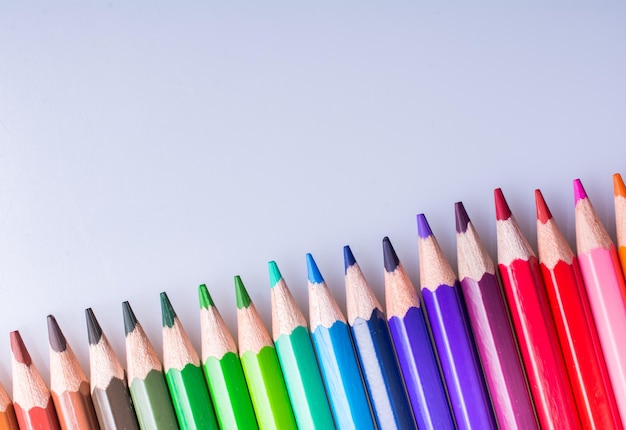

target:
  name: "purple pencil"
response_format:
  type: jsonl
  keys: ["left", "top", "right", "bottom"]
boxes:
{"left": 417, "top": 213, "right": 497, "bottom": 430}
{"left": 383, "top": 237, "right": 455, "bottom": 430}
{"left": 455, "top": 202, "right": 538, "bottom": 430}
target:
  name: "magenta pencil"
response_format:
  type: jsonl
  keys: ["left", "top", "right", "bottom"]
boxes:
{"left": 455, "top": 202, "right": 537, "bottom": 430}
{"left": 574, "top": 178, "right": 626, "bottom": 425}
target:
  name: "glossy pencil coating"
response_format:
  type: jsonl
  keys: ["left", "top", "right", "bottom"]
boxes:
{"left": 122, "top": 301, "right": 179, "bottom": 430}
{"left": 0, "top": 381, "right": 19, "bottom": 430}
{"left": 85, "top": 308, "right": 140, "bottom": 430}
{"left": 235, "top": 276, "right": 297, "bottom": 430}
{"left": 161, "top": 292, "right": 219, "bottom": 429}
{"left": 47, "top": 315, "right": 100, "bottom": 430}
{"left": 382, "top": 237, "right": 455, "bottom": 430}
{"left": 494, "top": 189, "right": 581, "bottom": 430}
{"left": 537, "top": 190, "right": 622, "bottom": 429}
{"left": 613, "top": 173, "right": 626, "bottom": 279}
{"left": 343, "top": 246, "right": 416, "bottom": 430}
{"left": 575, "top": 179, "right": 626, "bottom": 425}
{"left": 306, "top": 253, "right": 376, "bottom": 430}
{"left": 10, "top": 330, "right": 61, "bottom": 430}
{"left": 269, "top": 261, "right": 336, "bottom": 430}
{"left": 417, "top": 214, "right": 497, "bottom": 430}
{"left": 455, "top": 202, "right": 538, "bottom": 430}
{"left": 199, "top": 284, "right": 258, "bottom": 430}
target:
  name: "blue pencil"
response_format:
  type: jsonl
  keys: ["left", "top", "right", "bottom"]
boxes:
{"left": 343, "top": 245, "right": 417, "bottom": 430}
{"left": 306, "top": 253, "right": 376, "bottom": 430}
{"left": 382, "top": 237, "right": 455, "bottom": 430}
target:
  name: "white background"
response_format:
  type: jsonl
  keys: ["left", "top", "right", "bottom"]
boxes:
{"left": 1, "top": 2, "right": 625, "bottom": 388}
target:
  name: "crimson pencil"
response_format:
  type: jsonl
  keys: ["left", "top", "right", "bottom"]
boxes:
{"left": 574, "top": 178, "right": 626, "bottom": 425}
{"left": 10, "top": 330, "right": 61, "bottom": 430}
{"left": 536, "top": 189, "right": 621, "bottom": 429}
{"left": 494, "top": 188, "right": 581, "bottom": 429}
{"left": 455, "top": 202, "right": 537, "bottom": 430}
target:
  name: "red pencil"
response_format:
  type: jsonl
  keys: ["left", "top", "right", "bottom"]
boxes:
{"left": 536, "top": 189, "right": 621, "bottom": 429}
{"left": 494, "top": 188, "right": 581, "bottom": 430}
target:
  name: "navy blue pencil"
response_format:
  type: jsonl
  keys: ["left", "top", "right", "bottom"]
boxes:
{"left": 343, "top": 245, "right": 417, "bottom": 430}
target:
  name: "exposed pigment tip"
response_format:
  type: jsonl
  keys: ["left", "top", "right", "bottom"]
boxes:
{"left": 198, "top": 284, "right": 214, "bottom": 309}
{"left": 47, "top": 315, "right": 68, "bottom": 353}
{"left": 10, "top": 330, "right": 32, "bottom": 366}
{"left": 268, "top": 261, "right": 282, "bottom": 288}
{"left": 494, "top": 188, "right": 512, "bottom": 221}
{"left": 416, "top": 214, "right": 433, "bottom": 238}
{"left": 306, "top": 253, "right": 324, "bottom": 284}
{"left": 614, "top": 173, "right": 626, "bottom": 198}
{"left": 382, "top": 237, "right": 400, "bottom": 272}
{"left": 343, "top": 245, "right": 357, "bottom": 272}
{"left": 160, "top": 292, "right": 176, "bottom": 329}
{"left": 122, "top": 301, "right": 138, "bottom": 336}
{"left": 535, "top": 189, "right": 552, "bottom": 224}
{"left": 573, "top": 179, "right": 588, "bottom": 204}
{"left": 454, "top": 202, "right": 471, "bottom": 233}
{"left": 85, "top": 308, "right": 103, "bottom": 346}
{"left": 234, "top": 276, "right": 251, "bottom": 309}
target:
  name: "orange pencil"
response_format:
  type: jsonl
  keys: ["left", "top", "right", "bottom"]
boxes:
{"left": 613, "top": 173, "right": 626, "bottom": 280}
{"left": 0, "top": 383, "right": 18, "bottom": 430}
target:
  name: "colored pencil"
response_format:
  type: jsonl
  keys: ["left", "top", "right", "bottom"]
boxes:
{"left": 269, "top": 261, "right": 336, "bottom": 430}
{"left": 160, "top": 292, "right": 218, "bottom": 429}
{"left": 494, "top": 188, "right": 581, "bottom": 429}
{"left": 382, "top": 236, "right": 454, "bottom": 430}
{"left": 235, "top": 275, "right": 297, "bottom": 430}
{"left": 85, "top": 308, "right": 140, "bottom": 430}
{"left": 613, "top": 173, "right": 626, "bottom": 279}
{"left": 0, "top": 383, "right": 18, "bottom": 430}
{"left": 455, "top": 202, "right": 538, "bottom": 430}
{"left": 306, "top": 253, "right": 376, "bottom": 430}
{"left": 47, "top": 315, "right": 100, "bottom": 430}
{"left": 122, "top": 301, "right": 179, "bottom": 430}
{"left": 198, "top": 284, "right": 258, "bottom": 429}
{"left": 343, "top": 245, "right": 416, "bottom": 430}
{"left": 10, "top": 330, "right": 61, "bottom": 430}
{"left": 574, "top": 178, "right": 626, "bottom": 425}
{"left": 416, "top": 213, "right": 497, "bottom": 430}
{"left": 536, "top": 189, "right": 622, "bottom": 429}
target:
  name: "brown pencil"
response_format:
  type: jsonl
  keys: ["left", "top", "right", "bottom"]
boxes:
{"left": 86, "top": 308, "right": 139, "bottom": 430}
{"left": 47, "top": 315, "right": 100, "bottom": 429}
{"left": 0, "top": 382, "right": 19, "bottom": 430}
{"left": 10, "top": 330, "right": 61, "bottom": 430}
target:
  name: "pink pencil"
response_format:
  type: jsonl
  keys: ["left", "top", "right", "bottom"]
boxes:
{"left": 574, "top": 178, "right": 626, "bottom": 426}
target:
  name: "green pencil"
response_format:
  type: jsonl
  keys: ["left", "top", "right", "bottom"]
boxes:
{"left": 235, "top": 275, "right": 297, "bottom": 430}
{"left": 122, "top": 301, "right": 179, "bottom": 430}
{"left": 199, "top": 284, "right": 259, "bottom": 429}
{"left": 161, "top": 292, "right": 219, "bottom": 430}
{"left": 269, "top": 261, "right": 336, "bottom": 430}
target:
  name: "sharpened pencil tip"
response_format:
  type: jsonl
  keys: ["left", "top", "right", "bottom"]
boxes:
{"left": 160, "top": 292, "right": 176, "bottom": 328}
{"left": 535, "top": 189, "right": 552, "bottom": 224}
{"left": 268, "top": 261, "right": 282, "bottom": 288}
{"left": 47, "top": 315, "right": 67, "bottom": 353}
{"left": 343, "top": 245, "right": 356, "bottom": 272}
{"left": 306, "top": 253, "right": 324, "bottom": 284}
{"left": 198, "top": 284, "right": 214, "bottom": 309}
{"left": 10, "top": 330, "right": 31, "bottom": 366}
{"left": 85, "top": 308, "right": 103, "bottom": 346}
{"left": 382, "top": 237, "right": 399, "bottom": 272}
{"left": 494, "top": 188, "right": 512, "bottom": 221}
{"left": 455, "top": 202, "right": 471, "bottom": 233}
{"left": 573, "top": 179, "right": 588, "bottom": 204}
{"left": 417, "top": 214, "right": 433, "bottom": 238}
{"left": 234, "top": 276, "right": 251, "bottom": 309}
{"left": 122, "top": 301, "right": 138, "bottom": 336}
{"left": 614, "top": 174, "right": 626, "bottom": 198}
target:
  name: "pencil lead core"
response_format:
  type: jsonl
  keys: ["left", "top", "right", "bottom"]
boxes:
{"left": 122, "top": 301, "right": 138, "bottom": 336}
{"left": 160, "top": 292, "right": 176, "bottom": 328}
{"left": 455, "top": 202, "right": 471, "bottom": 233}
{"left": 343, "top": 245, "right": 357, "bottom": 272}
{"left": 306, "top": 253, "right": 324, "bottom": 284}
{"left": 47, "top": 314, "right": 68, "bottom": 353}
{"left": 10, "top": 330, "right": 32, "bottom": 365}
{"left": 268, "top": 261, "right": 282, "bottom": 288}
{"left": 382, "top": 237, "right": 399, "bottom": 272}
{"left": 535, "top": 189, "right": 552, "bottom": 224}
{"left": 198, "top": 284, "right": 214, "bottom": 309}
{"left": 614, "top": 173, "right": 626, "bottom": 198}
{"left": 494, "top": 188, "right": 512, "bottom": 221}
{"left": 85, "top": 308, "right": 103, "bottom": 345}
{"left": 235, "top": 276, "right": 251, "bottom": 309}
{"left": 417, "top": 213, "right": 433, "bottom": 238}
{"left": 573, "top": 179, "right": 588, "bottom": 204}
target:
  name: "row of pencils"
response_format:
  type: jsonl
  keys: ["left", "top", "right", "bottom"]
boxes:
{"left": 3, "top": 175, "right": 626, "bottom": 430}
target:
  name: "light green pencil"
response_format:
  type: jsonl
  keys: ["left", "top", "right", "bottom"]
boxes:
{"left": 235, "top": 276, "right": 297, "bottom": 430}
{"left": 269, "top": 261, "right": 336, "bottom": 430}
